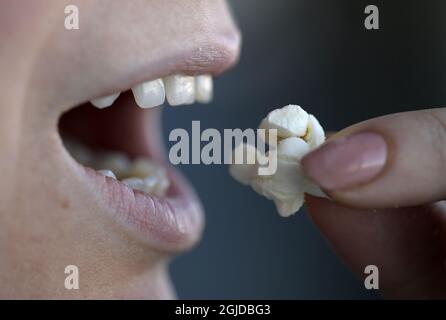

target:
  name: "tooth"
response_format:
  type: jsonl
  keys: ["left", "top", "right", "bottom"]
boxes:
{"left": 153, "top": 176, "right": 170, "bottom": 196}
{"left": 122, "top": 177, "right": 146, "bottom": 192}
{"left": 143, "top": 176, "right": 168, "bottom": 197}
{"left": 142, "top": 175, "right": 158, "bottom": 190}
{"left": 195, "top": 75, "right": 213, "bottom": 103}
{"left": 90, "top": 92, "right": 120, "bottom": 109}
{"left": 98, "top": 169, "right": 117, "bottom": 179}
{"left": 131, "top": 158, "right": 169, "bottom": 177}
{"left": 131, "top": 79, "right": 165, "bottom": 108}
{"left": 122, "top": 175, "right": 169, "bottom": 197}
{"left": 130, "top": 158, "right": 163, "bottom": 177}
{"left": 163, "top": 75, "right": 195, "bottom": 106}
{"left": 130, "top": 158, "right": 170, "bottom": 196}
{"left": 94, "top": 152, "right": 131, "bottom": 179}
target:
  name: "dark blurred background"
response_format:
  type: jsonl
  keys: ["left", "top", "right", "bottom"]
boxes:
{"left": 164, "top": 0, "right": 446, "bottom": 299}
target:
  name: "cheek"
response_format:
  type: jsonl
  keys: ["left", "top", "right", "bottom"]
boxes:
{"left": 0, "top": 1, "right": 64, "bottom": 85}
{"left": 0, "top": 1, "right": 51, "bottom": 38}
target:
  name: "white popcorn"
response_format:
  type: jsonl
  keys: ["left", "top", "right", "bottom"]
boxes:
{"left": 304, "top": 115, "right": 325, "bottom": 150}
{"left": 259, "top": 105, "right": 309, "bottom": 139}
{"left": 274, "top": 196, "right": 305, "bottom": 217}
{"left": 229, "top": 143, "right": 260, "bottom": 186}
{"left": 251, "top": 158, "right": 306, "bottom": 217}
{"left": 276, "top": 137, "right": 310, "bottom": 162}
{"left": 229, "top": 105, "right": 327, "bottom": 217}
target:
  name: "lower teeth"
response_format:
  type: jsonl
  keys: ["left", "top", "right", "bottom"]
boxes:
{"left": 97, "top": 169, "right": 117, "bottom": 179}
{"left": 64, "top": 138, "right": 170, "bottom": 197}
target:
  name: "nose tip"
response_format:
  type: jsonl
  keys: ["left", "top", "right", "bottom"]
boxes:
{"left": 213, "top": 28, "right": 242, "bottom": 75}
{"left": 200, "top": 0, "right": 242, "bottom": 75}
{"left": 180, "top": 23, "right": 241, "bottom": 77}
{"left": 166, "top": 0, "right": 242, "bottom": 76}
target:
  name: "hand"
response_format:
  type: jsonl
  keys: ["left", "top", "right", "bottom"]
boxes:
{"left": 301, "top": 108, "right": 446, "bottom": 299}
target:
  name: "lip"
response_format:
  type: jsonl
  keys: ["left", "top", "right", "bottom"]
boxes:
{"left": 82, "top": 162, "right": 205, "bottom": 253}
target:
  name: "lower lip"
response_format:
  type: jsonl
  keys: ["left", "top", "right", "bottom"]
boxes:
{"left": 83, "top": 164, "right": 204, "bottom": 253}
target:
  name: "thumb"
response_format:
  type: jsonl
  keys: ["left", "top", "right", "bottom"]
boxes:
{"left": 302, "top": 108, "right": 446, "bottom": 208}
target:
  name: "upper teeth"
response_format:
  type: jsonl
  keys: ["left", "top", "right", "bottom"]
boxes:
{"left": 164, "top": 75, "right": 195, "bottom": 106}
{"left": 90, "top": 92, "right": 121, "bottom": 109}
{"left": 90, "top": 74, "right": 213, "bottom": 109}
{"left": 195, "top": 75, "right": 213, "bottom": 104}
{"left": 131, "top": 79, "right": 165, "bottom": 109}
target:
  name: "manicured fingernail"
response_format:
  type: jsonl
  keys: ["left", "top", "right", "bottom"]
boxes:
{"left": 301, "top": 132, "right": 387, "bottom": 190}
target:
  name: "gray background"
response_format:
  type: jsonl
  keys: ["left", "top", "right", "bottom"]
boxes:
{"left": 164, "top": 0, "right": 446, "bottom": 299}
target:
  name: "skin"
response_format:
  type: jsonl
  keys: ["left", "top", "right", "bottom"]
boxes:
{"left": 0, "top": 0, "right": 240, "bottom": 299}
{"left": 304, "top": 111, "right": 446, "bottom": 299}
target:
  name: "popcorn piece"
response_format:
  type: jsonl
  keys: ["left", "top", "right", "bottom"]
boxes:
{"left": 303, "top": 115, "right": 325, "bottom": 150}
{"left": 275, "top": 193, "right": 305, "bottom": 218}
{"left": 229, "top": 143, "right": 260, "bottom": 186}
{"left": 251, "top": 158, "right": 306, "bottom": 217}
{"left": 302, "top": 177, "right": 326, "bottom": 198}
{"left": 229, "top": 104, "right": 327, "bottom": 217}
{"left": 259, "top": 105, "right": 309, "bottom": 139}
{"left": 276, "top": 137, "right": 310, "bottom": 162}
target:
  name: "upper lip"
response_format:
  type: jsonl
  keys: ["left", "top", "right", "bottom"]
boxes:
{"left": 97, "top": 32, "right": 241, "bottom": 99}
{"left": 57, "top": 29, "right": 241, "bottom": 115}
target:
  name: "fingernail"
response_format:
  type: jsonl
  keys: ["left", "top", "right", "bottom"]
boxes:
{"left": 301, "top": 132, "right": 387, "bottom": 190}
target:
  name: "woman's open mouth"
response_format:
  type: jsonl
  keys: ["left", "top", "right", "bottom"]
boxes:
{"left": 32, "top": 0, "right": 244, "bottom": 257}
{"left": 56, "top": 42, "right": 239, "bottom": 254}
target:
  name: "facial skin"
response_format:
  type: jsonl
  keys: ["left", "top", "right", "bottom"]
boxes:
{"left": 0, "top": 0, "right": 240, "bottom": 299}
